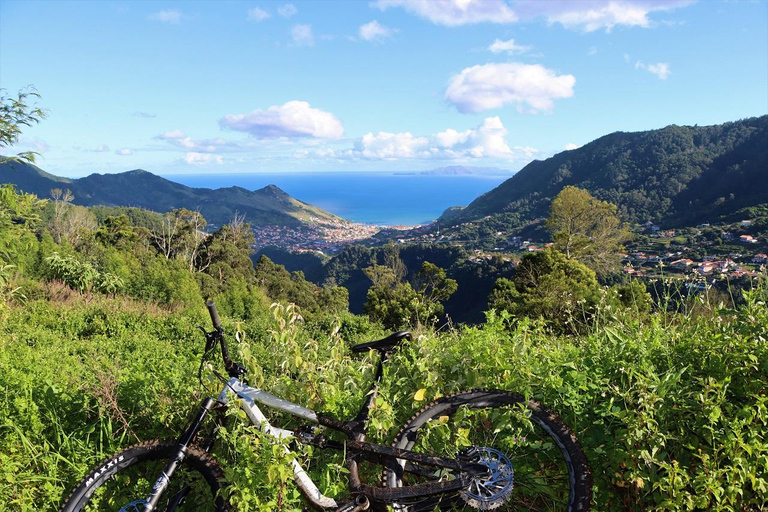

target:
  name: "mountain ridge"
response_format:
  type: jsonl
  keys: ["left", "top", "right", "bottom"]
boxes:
{"left": 0, "top": 161, "right": 341, "bottom": 228}
{"left": 443, "top": 116, "right": 768, "bottom": 229}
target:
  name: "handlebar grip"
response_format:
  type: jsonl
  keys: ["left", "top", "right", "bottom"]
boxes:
{"left": 206, "top": 300, "right": 223, "bottom": 331}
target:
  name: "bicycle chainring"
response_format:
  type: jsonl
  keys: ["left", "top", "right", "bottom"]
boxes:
{"left": 119, "top": 500, "right": 149, "bottom": 512}
{"left": 459, "top": 447, "right": 514, "bottom": 510}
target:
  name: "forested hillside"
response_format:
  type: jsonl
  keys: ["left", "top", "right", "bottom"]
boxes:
{"left": 446, "top": 116, "right": 768, "bottom": 230}
{"left": 0, "top": 161, "right": 340, "bottom": 228}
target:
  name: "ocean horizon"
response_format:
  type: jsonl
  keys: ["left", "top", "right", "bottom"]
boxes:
{"left": 163, "top": 172, "right": 510, "bottom": 226}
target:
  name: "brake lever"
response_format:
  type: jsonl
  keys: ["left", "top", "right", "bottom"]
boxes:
{"left": 198, "top": 326, "right": 218, "bottom": 353}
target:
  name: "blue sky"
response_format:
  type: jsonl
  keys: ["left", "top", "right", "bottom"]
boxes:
{"left": 1, "top": 0, "right": 766, "bottom": 177}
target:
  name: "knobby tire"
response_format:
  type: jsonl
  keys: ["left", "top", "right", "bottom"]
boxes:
{"left": 383, "top": 390, "right": 591, "bottom": 511}
{"left": 59, "top": 439, "right": 229, "bottom": 512}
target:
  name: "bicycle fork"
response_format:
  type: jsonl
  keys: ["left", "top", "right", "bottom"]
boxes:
{"left": 142, "top": 397, "right": 217, "bottom": 511}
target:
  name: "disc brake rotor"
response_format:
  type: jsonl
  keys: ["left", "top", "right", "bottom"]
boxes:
{"left": 460, "top": 447, "right": 514, "bottom": 510}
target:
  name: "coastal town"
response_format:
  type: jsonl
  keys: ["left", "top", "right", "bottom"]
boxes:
{"left": 252, "top": 214, "right": 767, "bottom": 293}
{"left": 252, "top": 217, "right": 391, "bottom": 253}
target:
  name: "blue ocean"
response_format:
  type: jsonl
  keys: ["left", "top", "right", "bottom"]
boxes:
{"left": 164, "top": 173, "right": 510, "bottom": 226}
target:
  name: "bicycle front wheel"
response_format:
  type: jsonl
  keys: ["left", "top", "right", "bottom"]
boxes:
{"left": 60, "top": 439, "right": 229, "bottom": 512}
{"left": 383, "top": 390, "right": 591, "bottom": 511}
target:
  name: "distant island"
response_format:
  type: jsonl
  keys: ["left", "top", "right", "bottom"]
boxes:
{"left": 419, "top": 166, "right": 512, "bottom": 176}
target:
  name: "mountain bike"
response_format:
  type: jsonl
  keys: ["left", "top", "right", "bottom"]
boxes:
{"left": 61, "top": 301, "right": 592, "bottom": 511}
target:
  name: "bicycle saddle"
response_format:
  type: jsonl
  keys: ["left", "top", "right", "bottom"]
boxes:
{"left": 350, "top": 331, "right": 412, "bottom": 353}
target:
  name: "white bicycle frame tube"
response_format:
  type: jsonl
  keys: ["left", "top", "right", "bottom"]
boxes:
{"left": 218, "top": 377, "right": 339, "bottom": 509}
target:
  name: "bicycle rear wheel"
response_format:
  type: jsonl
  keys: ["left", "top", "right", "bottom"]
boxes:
{"left": 60, "top": 439, "right": 229, "bottom": 512}
{"left": 383, "top": 390, "right": 591, "bottom": 511}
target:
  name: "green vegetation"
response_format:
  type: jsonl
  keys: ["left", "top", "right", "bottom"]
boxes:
{"left": 2, "top": 107, "right": 768, "bottom": 510}
{"left": 0, "top": 160, "right": 341, "bottom": 229}
{"left": 363, "top": 257, "right": 458, "bottom": 329}
{"left": 1, "top": 87, "right": 48, "bottom": 165}
{"left": 441, "top": 116, "right": 768, "bottom": 235}
{"left": 254, "top": 255, "right": 349, "bottom": 316}
{"left": 313, "top": 243, "right": 513, "bottom": 324}
{"left": 547, "top": 186, "right": 631, "bottom": 277}
{"left": 488, "top": 249, "right": 601, "bottom": 334}
{"left": 2, "top": 171, "right": 767, "bottom": 511}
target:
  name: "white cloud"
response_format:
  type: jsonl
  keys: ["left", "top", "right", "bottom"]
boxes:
{"left": 18, "top": 137, "right": 50, "bottom": 154}
{"left": 184, "top": 152, "right": 224, "bottom": 165}
{"left": 248, "top": 7, "right": 270, "bottom": 21}
{"left": 293, "top": 147, "right": 339, "bottom": 159}
{"left": 445, "top": 62, "right": 575, "bottom": 114}
{"left": 374, "top": 0, "right": 693, "bottom": 31}
{"left": 564, "top": 142, "right": 580, "bottom": 150}
{"left": 488, "top": 38, "right": 531, "bottom": 55}
{"left": 278, "top": 3, "right": 298, "bottom": 18}
{"left": 116, "top": 148, "right": 134, "bottom": 156}
{"left": 356, "top": 132, "right": 431, "bottom": 160}
{"left": 359, "top": 20, "right": 395, "bottom": 41}
{"left": 587, "top": 46, "right": 598, "bottom": 56}
{"left": 291, "top": 24, "right": 314, "bottom": 46}
{"left": 541, "top": 2, "right": 651, "bottom": 32}
{"left": 131, "top": 111, "right": 157, "bottom": 118}
{"left": 219, "top": 101, "right": 344, "bottom": 139}
{"left": 373, "top": 0, "right": 517, "bottom": 26}
{"left": 148, "top": 9, "right": 183, "bottom": 24}
{"left": 157, "top": 130, "right": 187, "bottom": 140}
{"left": 635, "top": 60, "right": 671, "bottom": 79}
{"left": 94, "top": 144, "right": 110, "bottom": 153}
{"left": 300, "top": 117, "right": 538, "bottom": 162}
{"left": 155, "top": 130, "right": 240, "bottom": 152}
{"left": 434, "top": 128, "right": 472, "bottom": 148}
{"left": 518, "top": 0, "right": 694, "bottom": 32}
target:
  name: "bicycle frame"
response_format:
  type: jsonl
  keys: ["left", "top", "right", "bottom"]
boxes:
{"left": 217, "top": 377, "right": 339, "bottom": 509}
{"left": 212, "top": 376, "right": 471, "bottom": 509}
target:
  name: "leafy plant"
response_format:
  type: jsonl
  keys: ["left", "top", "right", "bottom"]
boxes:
{"left": 0, "top": 86, "right": 48, "bottom": 164}
{"left": 45, "top": 252, "right": 124, "bottom": 295}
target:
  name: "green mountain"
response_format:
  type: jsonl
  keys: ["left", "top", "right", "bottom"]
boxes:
{"left": 0, "top": 161, "right": 341, "bottom": 228}
{"left": 445, "top": 116, "right": 768, "bottom": 229}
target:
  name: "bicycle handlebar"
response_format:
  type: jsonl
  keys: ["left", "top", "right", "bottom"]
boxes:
{"left": 204, "top": 300, "right": 246, "bottom": 378}
{"left": 206, "top": 300, "right": 223, "bottom": 332}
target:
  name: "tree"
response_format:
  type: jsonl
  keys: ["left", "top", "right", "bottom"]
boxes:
{"left": 412, "top": 261, "right": 458, "bottom": 325}
{"left": 95, "top": 214, "right": 139, "bottom": 250}
{"left": 0, "top": 184, "right": 46, "bottom": 265}
{"left": 363, "top": 278, "right": 421, "bottom": 331}
{"left": 1, "top": 87, "right": 48, "bottom": 164}
{"left": 200, "top": 215, "right": 256, "bottom": 288}
{"left": 363, "top": 257, "right": 456, "bottom": 329}
{"left": 488, "top": 248, "right": 601, "bottom": 334}
{"left": 150, "top": 208, "right": 207, "bottom": 270}
{"left": 546, "top": 186, "right": 631, "bottom": 276}
{"left": 253, "top": 255, "right": 348, "bottom": 315}
{"left": 62, "top": 205, "right": 98, "bottom": 247}
{"left": 50, "top": 188, "right": 74, "bottom": 243}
